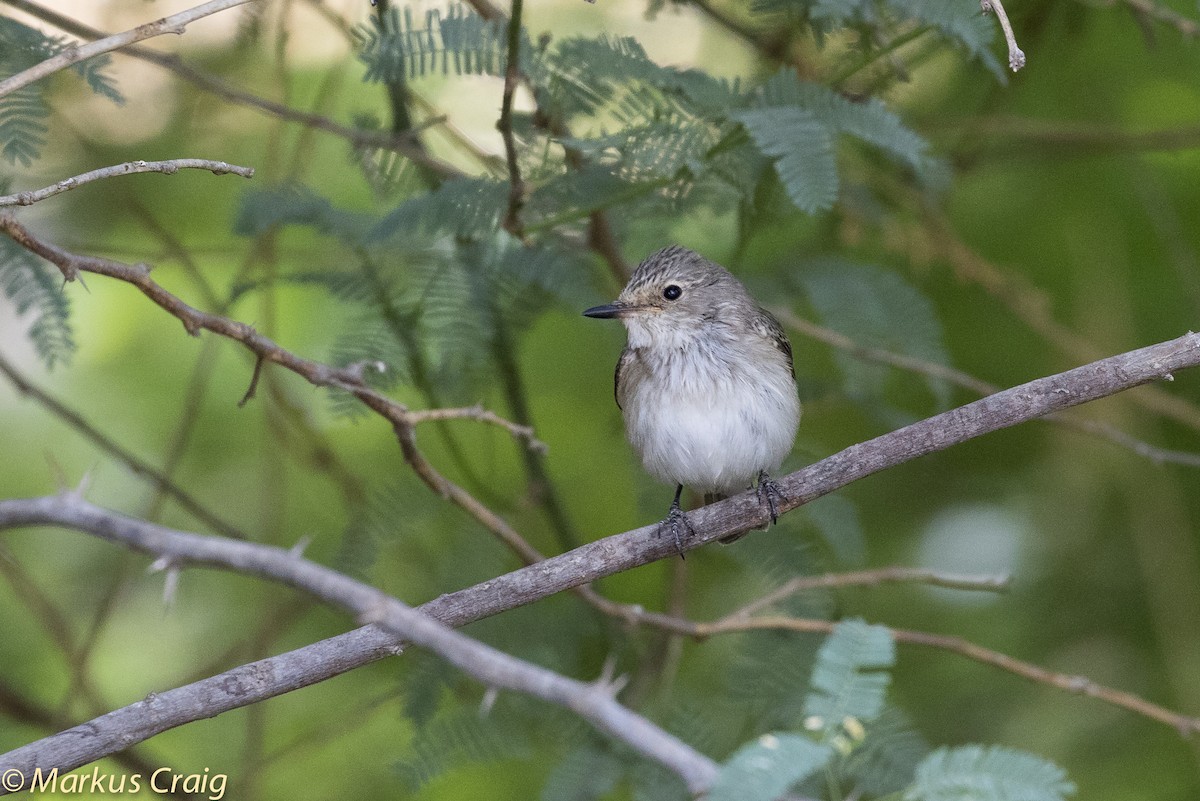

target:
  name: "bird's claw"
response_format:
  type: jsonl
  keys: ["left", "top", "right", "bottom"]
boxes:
{"left": 756, "top": 470, "right": 786, "bottom": 525}
{"left": 658, "top": 497, "right": 695, "bottom": 559}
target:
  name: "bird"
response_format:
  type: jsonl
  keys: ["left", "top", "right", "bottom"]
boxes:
{"left": 583, "top": 245, "right": 801, "bottom": 553}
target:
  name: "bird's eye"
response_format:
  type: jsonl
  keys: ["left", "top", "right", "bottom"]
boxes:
{"left": 663, "top": 285, "right": 682, "bottom": 301}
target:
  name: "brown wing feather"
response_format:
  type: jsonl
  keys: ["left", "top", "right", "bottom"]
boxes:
{"left": 755, "top": 308, "right": 795, "bottom": 379}
{"left": 614, "top": 347, "right": 635, "bottom": 410}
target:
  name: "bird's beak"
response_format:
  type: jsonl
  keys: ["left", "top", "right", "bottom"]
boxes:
{"left": 582, "top": 301, "right": 630, "bottom": 319}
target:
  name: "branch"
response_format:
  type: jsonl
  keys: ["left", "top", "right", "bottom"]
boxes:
{"left": 1, "top": 330, "right": 1199, "bottom": 777}
{"left": 498, "top": 0, "right": 526, "bottom": 236}
{"left": 0, "top": 160, "right": 254, "bottom": 207}
{"left": 0, "top": 0, "right": 258, "bottom": 99}
{"left": 405, "top": 403, "right": 547, "bottom": 454}
{"left": 616, "top": 611, "right": 1200, "bottom": 736}
{"left": 772, "top": 306, "right": 1200, "bottom": 468}
{"left": 979, "top": 0, "right": 1026, "bottom": 71}
{"left": 0, "top": 0, "right": 464, "bottom": 179}
{"left": 0, "top": 494, "right": 720, "bottom": 796}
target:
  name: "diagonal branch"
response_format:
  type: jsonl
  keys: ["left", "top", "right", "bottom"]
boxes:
{"left": 2, "top": 331, "right": 1199, "bottom": 780}
{"left": 0, "top": 0, "right": 259, "bottom": 99}
{"left": 0, "top": 160, "right": 254, "bottom": 207}
{"left": 0, "top": 494, "right": 720, "bottom": 796}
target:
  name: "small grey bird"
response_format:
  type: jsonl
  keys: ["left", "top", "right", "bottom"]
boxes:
{"left": 583, "top": 245, "right": 801, "bottom": 551}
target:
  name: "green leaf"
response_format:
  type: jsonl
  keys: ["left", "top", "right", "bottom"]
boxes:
{"left": 540, "top": 743, "right": 625, "bottom": 801}
{"left": 840, "top": 707, "right": 929, "bottom": 796}
{"left": 355, "top": 5, "right": 513, "bottom": 83}
{"left": 890, "top": 0, "right": 1004, "bottom": 77}
{"left": 735, "top": 106, "right": 838, "bottom": 213}
{"left": 804, "top": 618, "right": 895, "bottom": 737}
{"left": 906, "top": 745, "right": 1076, "bottom": 801}
{"left": 0, "top": 18, "right": 121, "bottom": 165}
{"left": 708, "top": 734, "right": 831, "bottom": 801}
{"left": 0, "top": 237, "right": 73, "bottom": 369}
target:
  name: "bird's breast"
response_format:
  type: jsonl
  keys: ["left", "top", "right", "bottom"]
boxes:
{"left": 620, "top": 340, "right": 800, "bottom": 494}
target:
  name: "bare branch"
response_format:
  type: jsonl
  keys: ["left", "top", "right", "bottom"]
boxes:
{"left": 773, "top": 306, "right": 1200, "bottom": 467}
{"left": 0, "top": 0, "right": 465, "bottom": 178}
{"left": 498, "top": 0, "right": 527, "bottom": 236}
{"left": 722, "top": 567, "right": 1011, "bottom": 622}
{"left": 0, "top": 160, "right": 254, "bottom": 207}
{"left": 0, "top": 495, "right": 720, "bottom": 795}
{"left": 405, "top": 404, "right": 547, "bottom": 453}
{"left": 979, "top": 0, "right": 1026, "bottom": 71}
{"left": 0, "top": 0, "right": 259, "bottom": 99}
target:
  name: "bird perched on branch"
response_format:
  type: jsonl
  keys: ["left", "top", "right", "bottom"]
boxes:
{"left": 584, "top": 245, "right": 801, "bottom": 552}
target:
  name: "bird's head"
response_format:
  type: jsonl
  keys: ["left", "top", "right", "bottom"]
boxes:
{"left": 583, "top": 246, "right": 746, "bottom": 348}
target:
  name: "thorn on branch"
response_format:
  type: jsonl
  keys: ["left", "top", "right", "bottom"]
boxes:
{"left": 238, "top": 354, "right": 266, "bottom": 407}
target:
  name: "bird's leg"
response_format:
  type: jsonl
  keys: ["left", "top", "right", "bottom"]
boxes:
{"left": 658, "top": 484, "right": 695, "bottom": 559}
{"left": 756, "top": 470, "right": 787, "bottom": 525}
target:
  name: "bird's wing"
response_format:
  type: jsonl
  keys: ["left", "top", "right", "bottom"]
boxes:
{"left": 614, "top": 347, "right": 634, "bottom": 410}
{"left": 754, "top": 308, "right": 795, "bottom": 379}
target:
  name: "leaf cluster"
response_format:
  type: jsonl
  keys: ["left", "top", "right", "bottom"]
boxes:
{"left": 0, "top": 17, "right": 122, "bottom": 167}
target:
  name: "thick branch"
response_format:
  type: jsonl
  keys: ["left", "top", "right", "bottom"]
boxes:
{"left": 1, "top": 332, "right": 1199, "bottom": 778}
{"left": 0, "top": 495, "right": 719, "bottom": 795}
{"left": 0, "top": 0, "right": 258, "bottom": 99}
{"left": 0, "top": 160, "right": 254, "bottom": 207}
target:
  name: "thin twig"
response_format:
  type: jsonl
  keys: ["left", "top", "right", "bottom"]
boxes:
{"left": 0, "top": 215, "right": 553, "bottom": 561}
{"left": 498, "top": 0, "right": 527, "bottom": 236}
{"left": 0, "top": 160, "right": 254, "bottom": 207}
{"left": 0, "top": 0, "right": 463, "bottom": 178}
{"left": 405, "top": 404, "right": 547, "bottom": 453}
{"left": 722, "top": 567, "right": 1011, "bottom": 622}
{"left": 696, "top": 617, "right": 1199, "bottom": 735}
{"left": 979, "top": 0, "right": 1026, "bottom": 71}
{"left": 0, "top": 0, "right": 258, "bottom": 99}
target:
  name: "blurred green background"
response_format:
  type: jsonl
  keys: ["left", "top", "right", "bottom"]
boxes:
{"left": 2, "top": 0, "right": 1200, "bottom": 798}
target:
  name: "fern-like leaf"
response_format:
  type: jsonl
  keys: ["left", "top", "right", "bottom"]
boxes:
{"left": 804, "top": 618, "right": 895, "bottom": 737}
{"left": 890, "top": 0, "right": 1004, "bottom": 76}
{"left": 840, "top": 706, "right": 929, "bottom": 796}
{"left": 355, "top": 5, "right": 513, "bottom": 83}
{"left": 708, "top": 734, "right": 831, "bottom": 801}
{"left": 540, "top": 743, "right": 625, "bottom": 801}
{"left": 0, "top": 237, "right": 74, "bottom": 368}
{"left": 735, "top": 106, "right": 838, "bottom": 213}
{"left": 0, "top": 18, "right": 122, "bottom": 165}
{"left": 394, "top": 707, "right": 532, "bottom": 791}
{"left": 906, "top": 745, "right": 1076, "bottom": 801}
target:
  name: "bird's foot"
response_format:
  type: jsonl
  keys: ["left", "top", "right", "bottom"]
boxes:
{"left": 657, "top": 487, "right": 695, "bottom": 559}
{"left": 756, "top": 470, "right": 786, "bottom": 526}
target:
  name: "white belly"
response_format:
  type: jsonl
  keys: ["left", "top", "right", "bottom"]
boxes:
{"left": 622, "top": 350, "right": 800, "bottom": 494}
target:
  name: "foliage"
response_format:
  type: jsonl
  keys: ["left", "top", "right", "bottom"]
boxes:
{"left": 709, "top": 734, "right": 832, "bottom": 801}
{"left": 804, "top": 618, "right": 896, "bottom": 739}
{"left": 0, "top": 17, "right": 121, "bottom": 167}
{"left": 2, "top": 0, "right": 1200, "bottom": 799}
{"left": 0, "top": 236, "right": 73, "bottom": 368}
{"left": 907, "top": 745, "right": 1076, "bottom": 801}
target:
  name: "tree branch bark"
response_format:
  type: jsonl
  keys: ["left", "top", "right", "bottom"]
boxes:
{"left": 0, "top": 494, "right": 719, "bottom": 796}
{"left": 0, "top": 0, "right": 259, "bottom": 99}
{"left": 2, "top": 331, "right": 1199, "bottom": 784}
